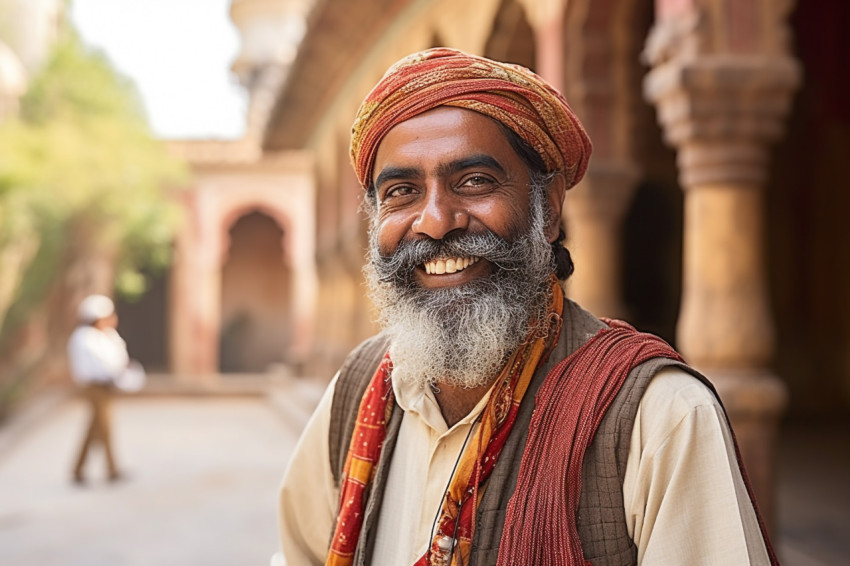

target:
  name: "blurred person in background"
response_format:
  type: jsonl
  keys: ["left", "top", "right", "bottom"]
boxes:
{"left": 68, "top": 294, "right": 144, "bottom": 484}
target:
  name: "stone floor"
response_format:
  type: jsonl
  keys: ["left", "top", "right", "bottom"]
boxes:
{"left": 0, "top": 381, "right": 847, "bottom": 565}
{"left": 0, "top": 388, "right": 312, "bottom": 566}
{"left": 775, "top": 417, "right": 850, "bottom": 565}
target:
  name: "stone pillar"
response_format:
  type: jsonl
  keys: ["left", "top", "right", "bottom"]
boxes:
{"left": 526, "top": 0, "right": 566, "bottom": 93}
{"left": 565, "top": 163, "right": 638, "bottom": 319}
{"left": 644, "top": 0, "right": 801, "bottom": 531}
{"left": 170, "top": 192, "right": 222, "bottom": 378}
{"left": 556, "top": 0, "right": 644, "bottom": 318}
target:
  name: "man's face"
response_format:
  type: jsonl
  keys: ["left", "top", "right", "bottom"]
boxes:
{"left": 364, "top": 107, "right": 557, "bottom": 389}
{"left": 93, "top": 313, "right": 118, "bottom": 330}
{"left": 371, "top": 106, "right": 536, "bottom": 291}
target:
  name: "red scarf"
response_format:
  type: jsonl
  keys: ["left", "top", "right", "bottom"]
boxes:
{"left": 497, "top": 319, "right": 683, "bottom": 565}
{"left": 497, "top": 319, "right": 779, "bottom": 566}
{"left": 327, "top": 313, "right": 778, "bottom": 566}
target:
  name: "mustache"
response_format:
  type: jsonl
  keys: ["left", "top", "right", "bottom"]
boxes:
{"left": 372, "top": 230, "right": 533, "bottom": 286}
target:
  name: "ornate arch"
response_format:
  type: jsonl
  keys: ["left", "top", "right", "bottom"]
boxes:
{"left": 218, "top": 202, "right": 294, "bottom": 267}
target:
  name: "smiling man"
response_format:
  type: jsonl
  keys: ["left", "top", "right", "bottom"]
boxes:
{"left": 273, "top": 49, "right": 776, "bottom": 566}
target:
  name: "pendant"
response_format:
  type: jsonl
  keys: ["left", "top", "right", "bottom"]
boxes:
{"left": 430, "top": 535, "right": 454, "bottom": 566}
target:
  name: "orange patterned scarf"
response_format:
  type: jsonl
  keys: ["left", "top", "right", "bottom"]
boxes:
{"left": 326, "top": 281, "right": 564, "bottom": 566}
{"left": 349, "top": 48, "right": 592, "bottom": 192}
{"left": 325, "top": 353, "right": 395, "bottom": 565}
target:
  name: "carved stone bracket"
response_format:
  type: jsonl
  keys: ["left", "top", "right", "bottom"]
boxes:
{"left": 644, "top": 56, "right": 800, "bottom": 188}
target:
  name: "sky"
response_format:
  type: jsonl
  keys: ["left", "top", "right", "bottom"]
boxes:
{"left": 70, "top": 0, "right": 247, "bottom": 140}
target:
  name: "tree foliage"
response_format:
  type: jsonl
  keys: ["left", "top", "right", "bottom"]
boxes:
{"left": 0, "top": 28, "right": 187, "bottom": 399}
{"left": 0, "top": 30, "right": 186, "bottom": 328}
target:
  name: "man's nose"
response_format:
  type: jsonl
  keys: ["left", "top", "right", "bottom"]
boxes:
{"left": 410, "top": 187, "right": 470, "bottom": 240}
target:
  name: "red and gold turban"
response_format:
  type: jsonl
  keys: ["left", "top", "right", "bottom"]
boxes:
{"left": 350, "top": 48, "right": 592, "bottom": 190}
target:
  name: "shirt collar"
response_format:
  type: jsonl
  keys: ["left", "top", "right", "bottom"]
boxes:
{"left": 392, "top": 373, "right": 496, "bottom": 435}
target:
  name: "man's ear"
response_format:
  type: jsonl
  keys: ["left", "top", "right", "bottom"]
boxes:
{"left": 545, "top": 174, "right": 567, "bottom": 243}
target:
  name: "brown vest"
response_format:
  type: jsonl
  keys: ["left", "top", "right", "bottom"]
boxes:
{"left": 328, "top": 300, "right": 716, "bottom": 565}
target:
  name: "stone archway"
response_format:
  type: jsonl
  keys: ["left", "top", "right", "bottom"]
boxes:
{"left": 168, "top": 153, "right": 317, "bottom": 378}
{"left": 219, "top": 210, "right": 293, "bottom": 374}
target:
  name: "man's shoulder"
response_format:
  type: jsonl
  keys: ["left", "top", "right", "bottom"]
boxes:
{"left": 330, "top": 332, "right": 391, "bottom": 426}
{"left": 635, "top": 366, "right": 725, "bottom": 450}
{"left": 69, "top": 325, "right": 95, "bottom": 338}
{"left": 328, "top": 332, "right": 391, "bottom": 484}
{"left": 642, "top": 366, "right": 721, "bottom": 416}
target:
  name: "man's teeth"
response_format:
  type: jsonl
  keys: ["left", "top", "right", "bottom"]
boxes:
{"left": 424, "top": 257, "right": 480, "bottom": 275}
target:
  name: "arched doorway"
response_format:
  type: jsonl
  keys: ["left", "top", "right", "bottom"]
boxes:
{"left": 219, "top": 211, "right": 293, "bottom": 373}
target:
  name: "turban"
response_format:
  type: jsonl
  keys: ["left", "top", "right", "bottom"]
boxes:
{"left": 350, "top": 48, "right": 592, "bottom": 191}
{"left": 78, "top": 294, "right": 115, "bottom": 323}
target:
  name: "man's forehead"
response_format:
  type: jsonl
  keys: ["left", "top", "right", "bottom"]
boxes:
{"left": 371, "top": 107, "right": 519, "bottom": 183}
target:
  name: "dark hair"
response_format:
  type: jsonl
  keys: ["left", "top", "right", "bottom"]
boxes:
{"left": 497, "top": 123, "right": 574, "bottom": 281}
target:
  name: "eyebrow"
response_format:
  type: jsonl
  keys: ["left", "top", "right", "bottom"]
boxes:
{"left": 373, "top": 166, "right": 423, "bottom": 191}
{"left": 373, "top": 154, "right": 507, "bottom": 189}
{"left": 437, "top": 154, "right": 506, "bottom": 178}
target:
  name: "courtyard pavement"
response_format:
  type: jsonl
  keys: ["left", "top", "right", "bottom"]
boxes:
{"left": 0, "top": 379, "right": 321, "bottom": 566}
{"left": 0, "top": 378, "right": 847, "bottom": 566}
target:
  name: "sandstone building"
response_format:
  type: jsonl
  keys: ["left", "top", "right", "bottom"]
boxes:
{"left": 118, "top": 0, "right": 847, "bottom": 530}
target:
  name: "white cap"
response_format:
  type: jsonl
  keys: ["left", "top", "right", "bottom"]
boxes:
{"left": 77, "top": 294, "right": 115, "bottom": 323}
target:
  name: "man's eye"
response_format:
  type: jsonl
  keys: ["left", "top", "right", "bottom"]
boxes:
{"left": 460, "top": 175, "right": 495, "bottom": 189}
{"left": 382, "top": 185, "right": 417, "bottom": 201}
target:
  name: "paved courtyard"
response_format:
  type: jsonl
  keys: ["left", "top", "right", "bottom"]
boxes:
{"left": 0, "top": 384, "right": 321, "bottom": 566}
{"left": 0, "top": 381, "right": 847, "bottom": 565}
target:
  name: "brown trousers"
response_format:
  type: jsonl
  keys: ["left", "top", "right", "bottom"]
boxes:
{"left": 73, "top": 383, "right": 118, "bottom": 479}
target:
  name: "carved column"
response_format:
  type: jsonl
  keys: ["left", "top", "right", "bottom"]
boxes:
{"left": 524, "top": 0, "right": 566, "bottom": 92}
{"left": 170, "top": 189, "right": 221, "bottom": 378}
{"left": 558, "top": 0, "right": 644, "bottom": 319}
{"left": 565, "top": 163, "right": 638, "bottom": 319}
{"left": 644, "top": 0, "right": 800, "bottom": 531}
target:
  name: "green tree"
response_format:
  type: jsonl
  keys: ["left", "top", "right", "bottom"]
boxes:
{"left": 0, "top": 30, "right": 187, "bottom": 415}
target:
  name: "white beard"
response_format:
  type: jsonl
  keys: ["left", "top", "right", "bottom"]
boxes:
{"left": 364, "top": 182, "right": 555, "bottom": 389}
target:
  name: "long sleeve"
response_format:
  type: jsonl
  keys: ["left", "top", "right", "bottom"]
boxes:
{"left": 272, "top": 374, "right": 340, "bottom": 566}
{"left": 67, "top": 326, "right": 129, "bottom": 385}
{"left": 623, "top": 368, "right": 770, "bottom": 565}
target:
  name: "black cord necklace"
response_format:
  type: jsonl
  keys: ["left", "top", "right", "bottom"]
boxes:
{"left": 426, "top": 411, "right": 481, "bottom": 566}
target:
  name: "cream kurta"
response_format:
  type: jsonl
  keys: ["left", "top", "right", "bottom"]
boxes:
{"left": 273, "top": 367, "right": 770, "bottom": 565}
